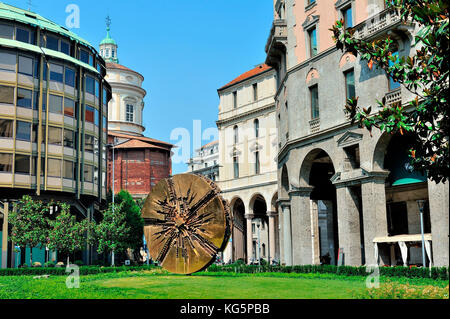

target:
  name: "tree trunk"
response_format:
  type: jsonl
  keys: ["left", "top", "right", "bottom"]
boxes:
{"left": 29, "top": 248, "right": 33, "bottom": 267}
{"left": 67, "top": 255, "right": 70, "bottom": 266}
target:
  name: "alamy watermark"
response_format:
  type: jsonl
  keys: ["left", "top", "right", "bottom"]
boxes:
{"left": 65, "top": 4, "right": 80, "bottom": 29}
{"left": 66, "top": 264, "right": 80, "bottom": 289}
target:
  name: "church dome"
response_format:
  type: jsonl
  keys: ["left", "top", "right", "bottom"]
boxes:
{"left": 100, "top": 27, "right": 117, "bottom": 46}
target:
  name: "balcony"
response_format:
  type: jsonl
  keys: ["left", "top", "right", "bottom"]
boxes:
{"left": 309, "top": 118, "right": 320, "bottom": 134}
{"left": 385, "top": 88, "right": 402, "bottom": 107}
{"left": 353, "top": 7, "right": 402, "bottom": 40}
{"left": 265, "top": 19, "right": 287, "bottom": 67}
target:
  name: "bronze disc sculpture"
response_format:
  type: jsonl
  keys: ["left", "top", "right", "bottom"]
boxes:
{"left": 142, "top": 174, "right": 232, "bottom": 275}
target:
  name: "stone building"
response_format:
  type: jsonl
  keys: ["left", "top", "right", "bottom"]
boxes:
{"left": 265, "top": 0, "right": 448, "bottom": 267}
{"left": 0, "top": 3, "right": 111, "bottom": 267}
{"left": 186, "top": 140, "right": 219, "bottom": 182}
{"left": 99, "top": 19, "right": 173, "bottom": 200}
{"left": 217, "top": 64, "right": 280, "bottom": 264}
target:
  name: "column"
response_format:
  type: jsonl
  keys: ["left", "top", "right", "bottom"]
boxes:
{"left": 361, "top": 177, "right": 389, "bottom": 266}
{"left": 428, "top": 180, "right": 449, "bottom": 267}
{"left": 267, "top": 211, "right": 277, "bottom": 264}
{"left": 289, "top": 187, "right": 313, "bottom": 265}
{"left": 336, "top": 185, "right": 362, "bottom": 266}
{"left": 1, "top": 202, "right": 8, "bottom": 269}
{"left": 245, "top": 214, "right": 254, "bottom": 265}
{"left": 277, "top": 204, "right": 285, "bottom": 264}
{"left": 281, "top": 204, "right": 292, "bottom": 266}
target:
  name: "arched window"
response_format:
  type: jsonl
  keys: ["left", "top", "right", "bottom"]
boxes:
{"left": 254, "top": 119, "right": 259, "bottom": 138}
{"left": 233, "top": 125, "right": 239, "bottom": 145}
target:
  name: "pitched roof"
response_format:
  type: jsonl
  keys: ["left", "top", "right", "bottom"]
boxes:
{"left": 201, "top": 140, "right": 219, "bottom": 149}
{"left": 218, "top": 64, "right": 272, "bottom": 91}
{"left": 109, "top": 131, "right": 174, "bottom": 149}
{"left": 114, "top": 139, "right": 169, "bottom": 151}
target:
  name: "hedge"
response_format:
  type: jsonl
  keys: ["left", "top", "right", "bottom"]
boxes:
{"left": 205, "top": 264, "right": 449, "bottom": 280}
{"left": 0, "top": 265, "right": 159, "bottom": 277}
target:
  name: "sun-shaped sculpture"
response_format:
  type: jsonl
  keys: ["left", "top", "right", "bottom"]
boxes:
{"left": 142, "top": 174, "right": 232, "bottom": 275}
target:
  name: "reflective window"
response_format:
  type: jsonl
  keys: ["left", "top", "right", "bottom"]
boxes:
{"left": 64, "top": 97, "right": 75, "bottom": 118}
{"left": 48, "top": 126, "right": 62, "bottom": 145}
{"left": 16, "top": 28, "right": 30, "bottom": 43}
{"left": 0, "top": 153, "right": 13, "bottom": 172}
{"left": 0, "top": 85, "right": 14, "bottom": 104}
{"left": 60, "top": 41, "right": 70, "bottom": 55}
{"left": 343, "top": 7, "right": 353, "bottom": 28}
{"left": 0, "top": 119, "right": 14, "bottom": 138}
{"left": 80, "top": 49, "right": 90, "bottom": 64}
{"left": 15, "top": 155, "right": 30, "bottom": 175}
{"left": 18, "top": 55, "right": 33, "bottom": 76}
{"left": 16, "top": 121, "right": 31, "bottom": 141}
{"left": 309, "top": 28, "right": 318, "bottom": 57}
{"left": 345, "top": 69, "right": 356, "bottom": 100}
{"left": 85, "top": 105, "right": 95, "bottom": 123}
{"left": 46, "top": 35, "right": 59, "bottom": 51}
{"left": 126, "top": 104, "right": 134, "bottom": 122}
{"left": 85, "top": 134, "right": 94, "bottom": 153}
{"left": 0, "top": 50, "right": 16, "bottom": 72}
{"left": 85, "top": 76, "right": 95, "bottom": 95}
{"left": 94, "top": 108, "right": 100, "bottom": 126}
{"left": 103, "top": 89, "right": 108, "bottom": 105}
{"left": 49, "top": 94, "right": 63, "bottom": 114}
{"left": 64, "top": 129, "right": 74, "bottom": 148}
{"left": 33, "top": 90, "right": 47, "bottom": 111}
{"left": 63, "top": 160, "right": 75, "bottom": 179}
{"left": 84, "top": 164, "right": 94, "bottom": 183}
{"left": 47, "top": 158, "right": 62, "bottom": 178}
{"left": 0, "top": 24, "right": 14, "bottom": 39}
{"left": 65, "top": 68, "right": 75, "bottom": 87}
{"left": 95, "top": 80, "right": 100, "bottom": 97}
{"left": 310, "top": 85, "right": 319, "bottom": 119}
{"left": 17, "top": 88, "right": 32, "bottom": 109}
{"left": 49, "top": 63, "right": 63, "bottom": 82}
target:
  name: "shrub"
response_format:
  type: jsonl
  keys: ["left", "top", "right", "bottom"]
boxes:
{"left": 33, "top": 262, "right": 42, "bottom": 268}
{"left": 358, "top": 283, "right": 449, "bottom": 299}
{"left": 73, "top": 260, "right": 84, "bottom": 266}
{"left": 44, "top": 261, "right": 56, "bottom": 268}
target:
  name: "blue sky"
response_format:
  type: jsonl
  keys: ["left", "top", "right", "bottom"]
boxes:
{"left": 6, "top": 0, "right": 274, "bottom": 174}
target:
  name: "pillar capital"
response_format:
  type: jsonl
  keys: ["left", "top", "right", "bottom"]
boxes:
{"left": 277, "top": 198, "right": 291, "bottom": 208}
{"left": 289, "top": 186, "right": 314, "bottom": 197}
{"left": 266, "top": 211, "right": 277, "bottom": 217}
{"left": 245, "top": 214, "right": 255, "bottom": 220}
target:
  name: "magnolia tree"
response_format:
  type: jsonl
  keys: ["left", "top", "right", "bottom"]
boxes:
{"left": 330, "top": 0, "right": 449, "bottom": 183}
{"left": 47, "top": 203, "right": 93, "bottom": 266}
{"left": 9, "top": 196, "right": 51, "bottom": 266}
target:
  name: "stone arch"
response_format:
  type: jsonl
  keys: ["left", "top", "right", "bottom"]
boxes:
{"left": 249, "top": 193, "right": 268, "bottom": 216}
{"left": 306, "top": 68, "right": 320, "bottom": 84}
{"left": 229, "top": 196, "right": 246, "bottom": 263}
{"left": 372, "top": 132, "right": 394, "bottom": 171}
{"left": 299, "top": 148, "right": 336, "bottom": 187}
{"left": 271, "top": 192, "right": 278, "bottom": 212}
{"left": 339, "top": 52, "right": 356, "bottom": 69}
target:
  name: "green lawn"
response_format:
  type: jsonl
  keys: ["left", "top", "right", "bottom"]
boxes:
{"left": 0, "top": 270, "right": 446, "bottom": 299}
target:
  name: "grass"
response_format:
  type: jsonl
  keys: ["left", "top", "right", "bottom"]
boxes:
{"left": 0, "top": 269, "right": 447, "bottom": 299}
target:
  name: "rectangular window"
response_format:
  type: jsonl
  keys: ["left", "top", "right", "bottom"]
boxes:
{"left": 0, "top": 85, "right": 14, "bottom": 105}
{"left": 80, "top": 49, "right": 90, "bottom": 64}
{"left": 46, "top": 35, "right": 59, "bottom": 51}
{"left": 103, "top": 89, "right": 108, "bottom": 106}
{"left": 85, "top": 105, "right": 95, "bottom": 123}
{"left": 253, "top": 83, "right": 258, "bottom": 101}
{"left": 16, "top": 121, "right": 31, "bottom": 141}
{"left": 344, "top": 69, "right": 356, "bottom": 100}
{"left": 0, "top": 119, "right": 14, "bottom": 138}
{"left": 47, "top": 159, "right": 62, "bottom": 178}
{"left": 18, "top": 56, "right": 33, "bottom": 76}
{"left": 389, "top": 51, "right": 401, "bottom": 91}
{"left": 309, "top": 28, "right": 318, "bottom": 57}
{"left": 85, "top": 76, "right": 95, "bottom": 95}
{"left": 126, "top": 104, "right": 134, "bottom": 122}
{"left": 63, "top": 129, "right": 74, "bottom": 148}
{"left": 0, "top": 24, "right": 14, "bottom": 39}
{"left": 63, "top": 160, "right": 74, "bottom": 179}
{"left": 15, "top": 155, "right": 30, "bottom": 175}
{"left": 85, "top": 135, "right": 94, "bottom": 153}
{"left": 49, "top": 94, "right": 63, "bottom": 114}
{"left": 64, "top": 98, "right": 75, "bottom": 118}
{"left": 103, "top": 116, "right": 107, "bottom": 132}
{"left": 310, "top": 85, "right": 319, "bottom": 119}
{"left": 233, "top": 156, "right": 239, "bottom": 179}
{"left": 65, "top": 68, "right": 75, "bottom": 87}
{"left": 84, "top": 164, "right": 94, "bottom": 183}
{"left": 94, "top": 109, "right": 100, "bottom": 126}
{"left": 60, "top": 41, "right": 70, "bottom": 55}
{"left": 255, "top": 151, "right": 260, "bottom": 175}
{"left": 95, "top": 80, "right": 100, "bottom": 97}
{"left": 343, "top": 7, "right": 353, "bottom": 28}
{"left": 16, "top": 28, "right": 30, "bottom": 43}
{"left": 49, "top": 63, "right": 63, "bottom": 82}
{"left": 233, "top": 91, "right": 237, "bottom": 109}
{"left": 48, "top": 126, "right": 62, "bottom": 145}
{"left": 0, "top": 50, "right": 16, "bottom": 72}
{"left": 0, "top": 153, "right": 13, "bottom": 172}
{"left": 33, "top": 90, "right": 46, "bottom": 111}
{"left": 17, "top": 88, "right": 32, "bottom": 109}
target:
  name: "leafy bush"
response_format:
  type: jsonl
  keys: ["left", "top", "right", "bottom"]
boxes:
{"left": 357, "top": 283, "right": 449, "bottom": 299}
{"left": 73, "top": 260, "right": 84, "bottom": 266}
{"left": 44, "top": 261, "right": 56, "bottom": 268}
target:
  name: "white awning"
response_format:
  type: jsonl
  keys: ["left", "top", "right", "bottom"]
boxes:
{"left": 373, "top": 234, "right": 432, "bottom": 243}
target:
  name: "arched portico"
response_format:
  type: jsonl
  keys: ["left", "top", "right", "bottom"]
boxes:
{"left": 229, "top": 197, "right": 247, "bottom": 264}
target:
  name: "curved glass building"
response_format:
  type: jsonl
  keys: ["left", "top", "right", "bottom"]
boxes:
{"left": 0, "top": 3, "right": 111, "bottom": 267}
